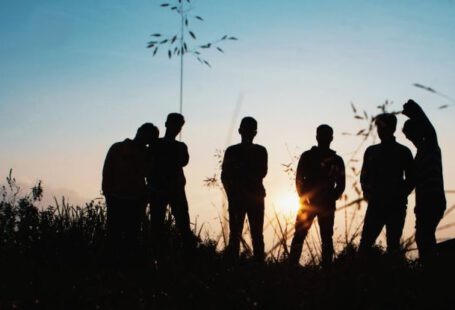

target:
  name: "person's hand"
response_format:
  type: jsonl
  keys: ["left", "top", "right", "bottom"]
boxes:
{"left": 402, "top": 99, "right": 423, "bottom": 118}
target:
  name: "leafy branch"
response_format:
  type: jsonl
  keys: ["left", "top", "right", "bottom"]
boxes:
{"left": 147, "top": 0, "right": 238, "bottom": 68}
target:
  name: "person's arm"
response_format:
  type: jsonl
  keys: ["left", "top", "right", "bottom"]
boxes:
{"left": 179, "top": 143, "right": 190, "bottom": 167}
{"left": 403, "top": 147, "right": 415, "bottom": 197}
{"left": 360, "top": 147, "right": 372, "bottom": 201}
{"left": 333, "top": 156, "right": 346, "bottom": 200}
{"left": 253, "top": 146, "right": 268, "bottom": 180}
{"left": 295, "top": 153, "right": 308, "bottom": 198}
{"left": 403, "top": 99, "right": 438, "bottom": 145}
{"left": 102, "top": 144, "right": 116, "bottom": 197}
{"left": 221, "top": 147, "right": 233, "bottom": 194}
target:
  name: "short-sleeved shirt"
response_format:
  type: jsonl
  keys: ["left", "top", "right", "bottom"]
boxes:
{"left": 360, "top": 139, "right": 413, "bottom": 206}
{"left": 221, "top": 143, "right": 268, "bottom": 198}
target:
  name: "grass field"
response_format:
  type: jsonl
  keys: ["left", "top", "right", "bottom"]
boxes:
{"left": 1, "top": 173, "right": 454, "bottom": 309}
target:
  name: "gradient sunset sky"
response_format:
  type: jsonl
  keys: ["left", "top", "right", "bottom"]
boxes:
{"left": 1, "top": 0, "right": 454, "bottom": 246}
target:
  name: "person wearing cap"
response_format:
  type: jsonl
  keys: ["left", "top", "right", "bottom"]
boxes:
{"left": 102, "top": 123, "right": 159, "bottom": 265}
{"left": 289, "top": 125, "right": 345, "bottom": 267}
{"left": 359, "top": 113, "right": 414, "bottom": 255}
{"left": 221, "top": 117, "right": 268, "bottom": 262}
{"left": 148, "top": 113, "right": 193, "bottom": 261}
{"left": 402, "top": 99, "right": 446, "bottom": 265}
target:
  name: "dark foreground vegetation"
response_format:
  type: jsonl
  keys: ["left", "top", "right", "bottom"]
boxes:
{"left": 1, "top": 175, "right": 454, "bottom": 310}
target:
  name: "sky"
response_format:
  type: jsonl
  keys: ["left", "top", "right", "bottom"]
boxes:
{"left": 1, "top": 0, "right": 455, "bottom": 252}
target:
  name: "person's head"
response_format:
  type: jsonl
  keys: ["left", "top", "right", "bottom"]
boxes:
{"left": 165, "top": 113, "right": 185, "bottom": 138}
{"left": 316, "top": 124, "right": 333, "bottom": 149}
{"left": 135, "top": 123, "right": 159, "bottom": 146}
{"left": 239, "top": 116, "right": 257, "bottom": 143}
{"left": 375, "top": 113, "right": 397, "bottom": 141}
{"left": 402, "top": 119, "right": 424, "bottom": 147}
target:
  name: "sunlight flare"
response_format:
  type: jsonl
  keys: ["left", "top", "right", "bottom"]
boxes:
{"left": 274, "top": 192, "right": 301, "bottom": 216}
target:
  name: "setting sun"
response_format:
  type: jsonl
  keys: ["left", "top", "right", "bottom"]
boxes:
{"left": 274, "top": 192, "right": 301, "bottom": 216}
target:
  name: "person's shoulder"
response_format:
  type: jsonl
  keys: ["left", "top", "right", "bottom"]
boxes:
{"left": 365, "top": 144, "right": 380, "bottom": 152}
{"left": 226, "top": 143, "right": 242, "bottom": 152}
{"left": 331, "top": 151, "right": 344, "bottom": 163}
{"left": 253, "top": 144, "right": 267, "bottom": 152}
{"left": 395, "top": 141, "right": 412, "bottom": 154}
{"left": 110, "top": 139, "right": 130, "bottom": 150}
{"left": 298, "top": 149, "right": 315, "bottom": 162}
{"left": 301, "top": 148, "right": 314, "bottom": 157}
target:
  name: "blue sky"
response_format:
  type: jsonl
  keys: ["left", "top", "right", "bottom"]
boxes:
{"left": 1, "top": 0, "right": 455, "bottom": 243}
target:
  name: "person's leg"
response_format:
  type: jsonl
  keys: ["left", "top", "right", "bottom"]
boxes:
{"left": 106, "top": 196, "right": 122, "bottom": 264}
{"left": 415, "top": 207, "right": 445, "bottom": 266}
{"left": 169, "top": 187, "right": 193, "bottom": 246}
{"left": 123, "top": 200, "right": 146, "bottom": 266}
{"left": 359, "top": 203, "right": 386, "bottom": 254}
{"left": 227, "top": 195, "right": 247, "bottom": 260}
{"left": 246, "top": 196, "right": 265, "bottom": 262}
{"left": 149, "top": 194, "right": 169, "bottom": 263}
{"left": 318, "top": 208, "right": 335, "bottom": 267}
{"left": 289, "top": 205, "right": 316, "bottom": 265}
{"left": 385, "top": 205, "right": 406, "bottom": 254}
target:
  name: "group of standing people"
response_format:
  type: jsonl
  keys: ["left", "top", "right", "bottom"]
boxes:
{"left": 102, "top": 99, "right": 446, "bottom": 267}
{"left": 102, "top": 113, "right": 192, "bottom": 264}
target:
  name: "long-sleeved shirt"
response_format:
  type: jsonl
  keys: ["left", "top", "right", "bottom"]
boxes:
{"left": 221, "top": 143, "right": 268, "bottom": 198}
{"left": 360, "top": 138, "right": 414, "bottom": 206}
{"left": 296, "top": 146, "right": 345, "bottom": 207}
{"left": 411, "top": 111, "right": 446, "bottom": 211}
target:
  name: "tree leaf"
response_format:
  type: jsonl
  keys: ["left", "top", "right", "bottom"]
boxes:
{"left": 222, "top": 35, "right": 228, "bottom": 40}
{"left": 183, "top": 42, "right": 188, "bottom": 52}
{"left": 168, "top": 50, "right": 172, "bottom": 58}
{"left": 189, "top": 31, "right": 196, "bottom": 39}
{"left": 185, "top": 18, "right": 188, "bottom": 26}
{"left": 160, "top": 39, "right": 168, "bottom": 44}
{"left": 354, "top": 115, "right": 363, "bottom": 120}
{"left": 439, "top": 105, "right": 449, "bottom": 109}
{"left": 171, "top": 6, "right": 177, "bottom": 10}
{"left": 203, "top": 60, "right": 211, "bottom": 67}
{"left": 413, "top": 83, "right": 436, "bottom": 93}
{"left": 171, "top": 35, "right": 177, "bottom": 43}
{"left": 216, "top": 47, "right": 224, "bottom": 53}
{"left": 195, "top": 16, "right": 204, "bottom": 21}
{"left": 228, "top": 36, "right": 238, "bottom": 40}
{"left": 151, "top": 33, "right": 161, "bottom": 37}
{"left": 160, "top": 3, "right": 170, "bottom": 7}
{"left": 147, "top": 43, "right": 155, "bottom": 48}
{"left": 153, "top": 47, "right": 159, "bottom": 56}
{"left": 350, "top": 102, "right": 357, "bottom": 113}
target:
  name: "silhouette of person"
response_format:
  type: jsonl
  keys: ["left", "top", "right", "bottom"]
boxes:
{"left": 289, "top": 125, "right": 345, "bottom": 267}
{"left": 221, "top": 117, "right": 268, "bottom": 262}
{"left": 147, "top": 113, "right": 193, "bottom": 261}
{"left": 402, "top": 99, "right": 446, "bottom": 265}
{"left": 359, "top": 113, "right": 414, "bottom": 254}
{"left": 102, "top": 123, "right": 159, "bottom": 265}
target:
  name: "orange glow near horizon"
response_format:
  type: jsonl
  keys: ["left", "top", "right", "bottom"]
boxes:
{"left": 273, "top": 192, "right": 301, "bottom": 216}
